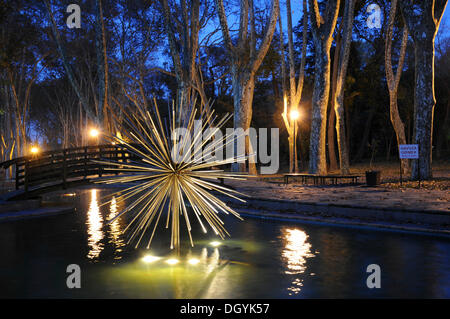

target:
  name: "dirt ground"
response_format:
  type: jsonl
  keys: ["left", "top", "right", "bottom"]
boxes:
{"left": 227, "top": 172, "right": 449, "bottom": 214}
{"left": 225, "top": 161, "right": 450, "bottom": 214}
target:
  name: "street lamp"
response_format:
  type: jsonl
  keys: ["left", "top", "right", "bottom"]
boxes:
{"left": 89, "top": 128, "right": 99, "bottom": 138}
{"left": 290, "top": 109, "right": 300, "bottom": 173}
{"left": 88, "top": 128, "right": 100, "bottom": 145}
{"left": 290, "top": 109, "right": 300, "bottom": 121}
{"left": 30, "top": 146, "right": 40, "bottom": 157}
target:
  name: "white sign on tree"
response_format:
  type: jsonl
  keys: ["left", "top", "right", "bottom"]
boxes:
{"left": 399, "top": 144, "right": 419, "bottom": 159}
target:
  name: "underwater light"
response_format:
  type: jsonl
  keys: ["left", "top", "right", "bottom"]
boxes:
{"left": 188, "top": 258, "right": 200, "bottom": 265}
{"left": 210, "top": 241, "right": 221, "bottom": 247}
{"left": 166, "top": 258, "right": 179, "bottom": 265}
{"left": 142, "top": 255, "right": 161, "bottom": 263}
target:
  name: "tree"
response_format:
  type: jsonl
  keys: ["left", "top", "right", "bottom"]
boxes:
{"left": 280, "top": 0, "right": 308, "bottom": 173}
{"left": 44, "top": 0, "right": 97, "bottom": 123}
{"left": 399, "top": 0, "right": 448, "bottom": 180}
{"left": 332, "top": 0, "right": 356, "bottom": 174}
{"left": 215, "top": 0, "right": 279, "bottom": 174}
{"left": 327, "top": 21, "right": 342, "bottom": 172}
{"left": 0, "top": 0, "right": 49, "bottom": 158}
{"left": 351, "top": 0, "right": 390, "bottom": 164}
{"left": 434, "top": 24, "right": 450, "bottom": 159}
{"left": 385, "top": 0, "right": 409, "bottom": 174}
{"left": 94, "top": 0, "right": 109, "bottom": 130}
{"left": 161, "top": 0, "right": 208, "bottom": 118}
{"left": 308, "top": 0, "right": 340, "bottom": 174}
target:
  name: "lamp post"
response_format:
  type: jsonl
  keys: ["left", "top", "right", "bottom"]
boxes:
{"left": 282, "top": 96, "right": 302, "bottom": 173}
{"left": 290, "top": 109, "right": 300, "bottom": 173}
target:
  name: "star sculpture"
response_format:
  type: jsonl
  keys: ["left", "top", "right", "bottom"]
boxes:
{"left": 94, "top": 99, "right": 249, "bottom": 250}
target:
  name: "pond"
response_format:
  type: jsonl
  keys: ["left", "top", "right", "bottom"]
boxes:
{"left": 0, "top": 188, "right": 449, "bottom": 298}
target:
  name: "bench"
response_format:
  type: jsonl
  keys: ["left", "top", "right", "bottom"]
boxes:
{"left": 283, "top": 173, "right": 361, "bottom": 185}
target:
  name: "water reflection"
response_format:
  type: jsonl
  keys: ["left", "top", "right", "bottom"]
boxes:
{"left": 108, "top": 197, "right": 125, "bottom": 257}
{"left": 173, "top": 246, "right": 227, "bottom": 298}
{"left": 86, "top": 191, "right": 126, "bottom": 260}
{"left": 2, "top": 187, "right": 450, "bottom": 298}
{"left": 86, "top": 189, "right": 104, "bottom": 259}
{"left": 134, "top": 245, "right": 231, "bottom": 298}
{"left": 281, "top": 228, "right": 315, "bottom": 295}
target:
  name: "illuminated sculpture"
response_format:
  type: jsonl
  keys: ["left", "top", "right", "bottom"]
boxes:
{"left": 95, "top": 99, "right": 248, "bottom": 249}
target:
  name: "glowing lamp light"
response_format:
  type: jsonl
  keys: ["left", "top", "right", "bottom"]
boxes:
{"left": 142, "top": 255, "right": 161, "bottom": 263}
{"left": 63, "top": 193, "right": 76, "bottom": 197}
{"left": 188, "top": 258, "right": 200, "bottom": 265}
{"left": 89, "top": 128, "right": 100, "bottom": 138}
{"left": 30, "top": 146, "right": 39, "bottom": 155}
{"left": 290, "top": 109, "right": 300, "bottom": 121}
{"left": 165, "top": 258, "right": 179, "bottom": 265}
{"left": 210, "top": 241, "right": 221, "bottom": 247}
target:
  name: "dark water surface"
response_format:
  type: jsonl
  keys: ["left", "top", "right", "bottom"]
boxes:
{"left": 0, "top": 188, "right": 449, "bottom": 298}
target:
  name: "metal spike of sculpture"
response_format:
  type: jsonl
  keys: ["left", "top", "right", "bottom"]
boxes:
{"left": 94, "top": 99, "right": 248, "bottom": 250}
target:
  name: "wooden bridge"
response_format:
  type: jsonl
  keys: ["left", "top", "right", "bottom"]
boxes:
{"left": 0, "top": 144, "right": 138, "bottom": 201}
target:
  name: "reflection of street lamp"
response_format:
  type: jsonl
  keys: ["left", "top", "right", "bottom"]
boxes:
{"left": 290, "top": 109, "right": 300, "bottom": 173}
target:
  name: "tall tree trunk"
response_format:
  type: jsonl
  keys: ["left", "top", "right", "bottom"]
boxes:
{"left": 278, "top": 3, "right": 292, "bottom": 172}
{"left": 232, "top": 73, "right": 255, "bottom": 172}
{"left": 327, "top": 32, "right": 341, "bottom": 172}
{"left": 95, "top": 0, "right": 108, "bottom": 129}
{"left": 44, "top": 0, "right": 97, "bottom": 123}
{"left": 215, "top": 0, "right": 279, "bottom": 174}
{"left": 411, "top": 40, "right": 435, "bottom": 179}
{"left": 281, "top": 0, "right": 307, "bottom": 173}
{"left": 309, "top": 39, "right": 331, "bottom": 174}
{"left": 308, "top": 0, "right": 340, "bottom": 175}
{"left": 162, "top": 0, "right": 203, "bottom": 123}
{"left": 386, "top": 0, "right": 409, "bottom": 175}
{"left": 333, "top": 0, "right": 355, "bottom": 175}
{"left": 399, "top": 0, "right": 448, "bottom": 180}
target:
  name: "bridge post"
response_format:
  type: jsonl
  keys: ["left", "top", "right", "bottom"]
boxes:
{"left": 63, "top": 149, "right": 67, "bottom": 189}
{"left": 15, "top": 163, "right": 20, "bottom": 190}
{"left": 115, "top": 145, "right": 119, "bottom": 176}
{"left": 84, "top": 146, "right": 88, "bottom": 179}
{"left": 24, "top": 160, "right": 29, "bottom": 197}
{"left": 98, "top": 146, "right": 103, "bottom": 178}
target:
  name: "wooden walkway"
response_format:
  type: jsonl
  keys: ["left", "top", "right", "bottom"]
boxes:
{"left": 0, "top": 144, "right": 138, "bottom": 200}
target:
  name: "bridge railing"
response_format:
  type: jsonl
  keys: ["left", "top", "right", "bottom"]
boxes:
{"left": 0, "top": 144, "right": 138, "bottom": 192}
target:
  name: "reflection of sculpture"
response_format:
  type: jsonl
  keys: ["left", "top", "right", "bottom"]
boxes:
{"left": 173, "top": 247, "right": 229, "bottom": 298}
{"left": 95, "top": 101, "right": 247, "bottom": 249}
